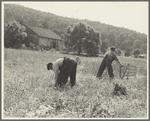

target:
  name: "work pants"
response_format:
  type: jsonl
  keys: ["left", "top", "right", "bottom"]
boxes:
{"left": 97, "top": 56, "right": 114, "bottom": 78}
{"left": 57, "top": 58, "right": 77, "bottom": 86}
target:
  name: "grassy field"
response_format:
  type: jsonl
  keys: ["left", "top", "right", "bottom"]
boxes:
{"left": 3, "top": 48, "right": 147, "bottom": 119}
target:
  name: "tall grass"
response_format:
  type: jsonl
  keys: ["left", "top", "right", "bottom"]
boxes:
{"left": 3, "top": 49, "right": 147, "bottom": 118}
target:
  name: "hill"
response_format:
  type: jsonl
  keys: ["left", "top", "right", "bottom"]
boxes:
{"left": 4, "top": 4, "right": 147, "bottom": 53}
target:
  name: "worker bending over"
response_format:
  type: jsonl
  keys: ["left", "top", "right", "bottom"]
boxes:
{"left": 47, "top": 57, "right": 81, "bottom": 89}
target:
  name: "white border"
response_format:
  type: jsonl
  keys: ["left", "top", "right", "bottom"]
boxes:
{"left": 2, "top": 1, "right": 4, "bottom": 120}
{"left": 1, "top": 1, "right": 149, "bottom": 120}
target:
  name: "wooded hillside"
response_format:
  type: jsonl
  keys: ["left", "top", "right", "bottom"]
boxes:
{"left": 4, "top": 4, "right": 147, "bottom": 54}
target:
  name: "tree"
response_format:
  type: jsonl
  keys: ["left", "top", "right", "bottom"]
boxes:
{"left": 101, "top": 32, "right": 108, "bottom": 40}
{"left": 42, "top": 21, "right": 49, "bottom": 29}
{"left": 100, "top": 39, "right": 109, "bottom": 54}
{"left": 107, "top": 31, "right": 116, "bottom": 46}
{"left": 63, "top": 26, "right": 73, "bottom": 51}
{"left": 116, "top": 33, "right": 126, "bottom": 47}
{"left": 69, "top": 23, "right": 87, "bottom": 54}
{"left": 115, "top": 49, "right": 122, "bottom": 56}
{"left": 119, "top": 40, "right": 128, "bottom": 50}
{"left": 125, "top": 46, "right": 132, "bottom": 53}
{"left": 83, "top": 27, "right": 100, "bottom": 55}
{"left": 140, "top": 43, "right": 147, "bottom": 54}
{"left": 132, "top": 49, "right": 140, "bottom": 57}
{"left": 133, "top": 39, "right": 143, "bottom": 49}
{"left": 4, "top": 20, "right": 27, "bottom": 48}
{"left": 64, "top": 23, "right": 100, "bottom": 55}
{"left": 124, "top": 51, "right": 130, "bottom": 57}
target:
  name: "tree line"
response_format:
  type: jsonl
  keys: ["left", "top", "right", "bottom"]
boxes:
{"left": 4, "top": 4, "right": 147, "bottom": 56}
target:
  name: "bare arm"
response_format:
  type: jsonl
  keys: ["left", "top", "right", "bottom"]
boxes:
{"left": 115, "top": 60, "right": 123, "bottom": 67}
{"left": 53, "top": 63, "right": 59, "bottom": 87}
{"left": 114, "top": 54, "right": 123, "bottom": 67}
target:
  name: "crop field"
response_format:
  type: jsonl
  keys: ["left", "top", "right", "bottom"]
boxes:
{"left": 3, "top": 48, "right": 148, "bottom": 119}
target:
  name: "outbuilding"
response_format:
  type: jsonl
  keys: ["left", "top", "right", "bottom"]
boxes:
{"left": 25, "top": 25, "right": 63, "bottom": 51}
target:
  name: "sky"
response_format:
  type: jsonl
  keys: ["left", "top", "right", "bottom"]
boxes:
{"left": 3, "top": 2, "right": 148, "bottom": 35}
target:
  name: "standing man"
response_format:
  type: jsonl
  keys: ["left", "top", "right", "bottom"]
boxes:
{"left": 47, "top": 57, "right": 81, "bottom": 89}
{"left": 97, "top": 46, "right": 123, "bottom": 81}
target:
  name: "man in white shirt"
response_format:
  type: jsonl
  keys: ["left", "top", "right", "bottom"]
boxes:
{"left": 47, "top": 57, "right": 80, "bottom": 89}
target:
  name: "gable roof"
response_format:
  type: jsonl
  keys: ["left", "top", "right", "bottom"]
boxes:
{"left": 25, "top": 25, "right": 61, "bottom": 40}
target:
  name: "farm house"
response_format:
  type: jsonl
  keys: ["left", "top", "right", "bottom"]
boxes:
{"left": 24, "top": 25, "right": 63, "bottom": 51}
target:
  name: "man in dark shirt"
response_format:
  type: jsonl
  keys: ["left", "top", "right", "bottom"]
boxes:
{"left": 97, "top": 47, "right": 123, "bottom": 81}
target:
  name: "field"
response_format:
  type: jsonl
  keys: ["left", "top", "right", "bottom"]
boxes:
{"left": 3, "top": 48, "right": 148, "bottom": 119}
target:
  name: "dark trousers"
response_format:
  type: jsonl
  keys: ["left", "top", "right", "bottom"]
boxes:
{"left": 57, "top": 58, "right": 77, "bottom": 86}
{"left": 97, "top": 56, "right": 114, "bottom": 78}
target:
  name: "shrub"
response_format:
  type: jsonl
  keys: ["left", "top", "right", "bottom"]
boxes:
{"left": 132, "top": 49, "right": 140, "bottom": 57}
{"left": 4, "top": 20, "right": 27, "bottom": 48}
{"left": 112, "top": 83, "right": 127, "bottom": 96}
{"left": 124, "top": 51, "right": 131, "bottom": 57}
{"left": 115, "top": 49, "right": 122, "bottom": 56}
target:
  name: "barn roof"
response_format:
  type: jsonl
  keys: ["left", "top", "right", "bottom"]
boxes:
{"left": 25, "top": 25, "right": 61, "bottom": 40}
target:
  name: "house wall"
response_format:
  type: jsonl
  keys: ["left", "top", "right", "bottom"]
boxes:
{"left": 39, "top": 37, "right": 62, "bottom": 51}
{"left": 30, "top": 34, "right": 39, "bottom": 45}
{"left": 48, "top": 38, "right": 54, "bottom": 48}
{"left": 39, "top": 37, "right": 49, "bottom": 46}
{"left": 25, "top": 26, "right": 39, "bottom": 45}
{"left": 51, "top": 39, "right": 63, "bottom": 51}
{"left": 25, "top": 25, "right": 63, "bottom": 50}
{"left": 58, "top": 40, "right": 63, "bottom": 51}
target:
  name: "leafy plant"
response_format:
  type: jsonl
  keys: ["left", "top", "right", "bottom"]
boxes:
{"left": 4, "top": 20, "right": 27, "bottom": 49}
{"left": 64, "top": 23, "right": 100, "bottom": 55}
{"left": 100, "top": 39, "right": 109, "bottom": 54}
{"left": 132, "top": 49, "right": 140, "bottom": 56}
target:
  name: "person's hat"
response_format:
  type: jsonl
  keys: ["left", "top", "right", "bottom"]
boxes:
{"left": 76, "top": 56, "right": 81, "bottom": 64}
{"left": 110, "top": 46, "right": 116, "bottom": 51}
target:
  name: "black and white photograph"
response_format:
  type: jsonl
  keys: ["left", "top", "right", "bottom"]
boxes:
{"left": 2, "top": 1, "right": 148, "bottom": 119}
